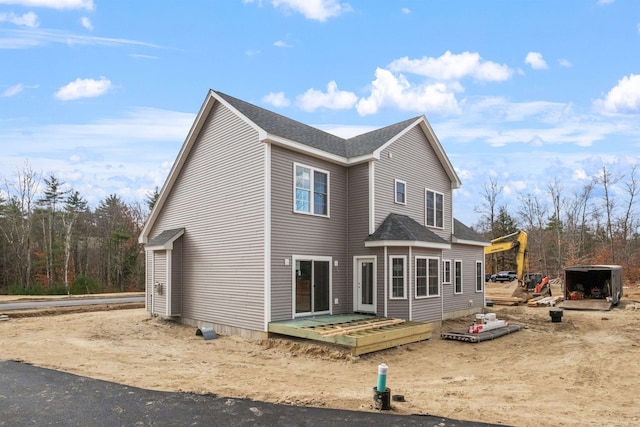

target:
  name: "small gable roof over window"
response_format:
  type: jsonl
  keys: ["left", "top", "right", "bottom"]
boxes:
{"left": 365, "top": 213, "right": 450, "bottom": 249}
{"left": 145, "top": 228, "right": 184, "bottom": 250}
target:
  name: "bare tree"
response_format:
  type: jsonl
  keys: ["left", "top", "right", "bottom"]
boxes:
{"left": 546, "top": 178, "right": 564, "bottom": 277}
{"left": 0, "top": 163, "right": 41, "bottom": 290}
{"left": 517, "top": 193, "right": 548, "bottom": 273}
{"left": 599, "top": 166, "right": 619, "bottom": 262}
{"left": 475, "top": 176, "right": 504, "bottom": 236}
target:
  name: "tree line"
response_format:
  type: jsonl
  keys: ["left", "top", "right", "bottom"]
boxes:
{"left": 0, "top": 163, "right": 158, "bottom": 295}
{"left": 2, "top": 161, "right": 638, "bottom": 295}
{"left": 476, "top": 165, "right": 640, "bottom": 284}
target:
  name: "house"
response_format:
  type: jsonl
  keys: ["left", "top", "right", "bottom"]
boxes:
{"left": 139, "top": 90, "right": 489, "bottom": 339}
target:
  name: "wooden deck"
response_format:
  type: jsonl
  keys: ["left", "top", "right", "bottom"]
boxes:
{"left": 268, "top": 314, "right": 433, "bottom": 356}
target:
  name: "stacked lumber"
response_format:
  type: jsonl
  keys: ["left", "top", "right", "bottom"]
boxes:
{"left": 527, "top": 296, "right": 564, "bottom": 307}
{"left": 486, "top": 296, "right": 524, "bottom": 306}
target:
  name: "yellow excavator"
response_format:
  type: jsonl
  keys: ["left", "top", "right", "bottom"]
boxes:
{"left": 484, "top": 230, "right": 551, "bottom": 301}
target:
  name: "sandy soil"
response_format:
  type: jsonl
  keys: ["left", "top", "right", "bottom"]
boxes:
{"left": 2, "top": 285, "right": 640, "bottom": 427}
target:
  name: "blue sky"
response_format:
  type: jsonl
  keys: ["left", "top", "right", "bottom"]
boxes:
{"left": 1, "top": 0, "right": 639, "bottom": 226}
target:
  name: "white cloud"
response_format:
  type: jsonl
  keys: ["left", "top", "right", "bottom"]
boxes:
{"left": 263, "top": 91, "right": 291, "bottom": 107}
{"left": 271, "top": 0, "right": 353, "bottom": 22}
{"left": 245, "top": 49, "right": 260, "bottom": 56}
{"left": 0, "top": 28, "right": 160, "bottom": 50}
{"left": 296, "top": 80, "right": 358, "bottom": 111}
{"left": 525, "top": 52, "right": 548, "bottom": 70}
{"left": 388, "top": 51, "right": 513, "bottom": 82}
{"left": 401, "top": 7, "right": 410, "bottom": 14}
{"left": 80, "top": 16, "right": 92, "bottom": 30}
{"left": 597, "top": 0, "right": 614, "bottom": 4}
{"left": 2, "top": 83, "right": 24, "bottom": 97}
{"left": 356, "top": 68, "right": 460, "bottom": 116}
{"left": 54, "top": 76, "right": 112, "bottom": 100}
{"left": 0, "top": 11, "right": 39, "bottom": 27}
{"left": 558, "top": 59, "right": 572, "bottom": 68}
{"left": 273, "top": 40, "right": 292, "bottom": 48}
{"left": 595, "top": 74, "right": 640, "bottom": 114}
{"left": 0, "top": 0, "right": 94, "bottom": 9}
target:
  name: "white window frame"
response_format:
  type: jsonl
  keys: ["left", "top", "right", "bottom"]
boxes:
{"left": 394, "top": 179, "right": 406, "bottom": 205}
{"left": 442, "top": 259, "right": 452, "bottom": 284}
{"left": 476, "top": 261, "right": 484, "bottom": 293}
{"left": 425, "top": 189, "right": 444, "bottom": 228}
{"left": 415, "top": 256, "right": 440, "bottom": 298}
{"left": 293, "top": 163, "right": 330, "bottom": 217}
{"left": 454, "top": 260, "right": 463, "bottom": 294}
{"left": 389, "top": 255, "right": 406, "bottom": 299}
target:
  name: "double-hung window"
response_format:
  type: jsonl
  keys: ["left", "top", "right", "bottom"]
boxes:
{"left": 425, "top": 189, "right": 444, "bottom": 228}
{"left": 394, "top": 179, "right": 406, "bottom": 204}
{"left": 442, "top": 259, "right": 451, "bottom": 284}
{"left": 295, "top": 164, "right": 329, "bottom": 216}
{"left": 416, "top": 257, "right": 440, "bottom": 297}
{"left": 389, "top": 256, "right": 406, "bottom": 299}
{"left": 476, "top": 261, "right": 483, "bottom": 292}
{"left": 454, "top": 260, "right": 462, "bottom": 294}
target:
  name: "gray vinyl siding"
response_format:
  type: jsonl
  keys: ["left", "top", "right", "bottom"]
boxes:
{"left": 346, "top": 162, "right": 381, "bottom": 313}
{"left": 270, "top": 145, "right": 348, "bottom": 321}
{"left": 145, "top": 251, "right": 153, "bottom": 311}
{"left": 149, "top": 101, "right": 265, "bottom": 331}
{"left": 374, "top": 126, "right": 452, "bottom": 242}
{"left": 152, "top": 250, "right": 167, "bottom": 316}
{"left": 410, "top": 248, "right": 444, "bottom": 322}
{"left": 442, "top": 244, "right": 485, "bottom": 314}
{"left": 170, "top": 237, "right": 183, "bottom": 316}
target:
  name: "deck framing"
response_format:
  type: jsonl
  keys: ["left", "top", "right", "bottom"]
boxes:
{"left": 268, "top": 314, "right": 432, "bottom": 356}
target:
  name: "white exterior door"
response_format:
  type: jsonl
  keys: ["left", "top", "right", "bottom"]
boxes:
{"left": 355, "top": 257, "right": 376, "bottom": 313}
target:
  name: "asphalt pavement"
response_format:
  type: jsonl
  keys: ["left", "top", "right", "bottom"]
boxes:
{"left": 0, "top": 360, "right": 505, "bottom": 426}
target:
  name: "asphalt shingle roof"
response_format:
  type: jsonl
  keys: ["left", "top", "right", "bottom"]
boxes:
{"left": 453, "top": 219, "right": 488, "bottom": 243}
{"left": 147, "top": 228, "right": 184, "bottom": 247}
{"left": 215, "top": 91, "right": 418, "bottom": 159}
{"left": 365, "top": 213, "right": 449, "bottom": 245}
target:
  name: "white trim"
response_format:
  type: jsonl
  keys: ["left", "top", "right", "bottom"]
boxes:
{"left": 369, "top": 161, "right": 375, "bottom": 235}
{"left": 408, "top": 248, "right": 412, "bottom": 320}
{"left": 389, "top": 255, "right": 407, "bottom": 300}
{"left": 264, "top": 143, "right": 272, "bottom": 330}
{"left": 150, "top": 252, "right": 154, "bottom": 314}
{"left": 353, "top": 256, "right": 377, "bottom": 313}
{"left": 454, "top": 259, "right": 463, "bottom": 295}
{"left": 365, "top": 240, "right": 451, "bottom": 250}
{"left": 293, "top": 162, "right": 330, "bottom": 217}
{"left": 452, "top": 237, "right": 491, "bottom": 247}
{"left": 291, "top": 255, "right": 333, "bottom": 318}
{"left": 394, "top": 179, "right": 407, "bottom": 205}
{"left": 415, "top": 256, "right": 441, "bottom": 299}
{"left": 425, "top": 188, "right": 445, "bottom": 229}
{"left": 475, "top": 260, "right": 484, "bottom": 293}
{"left": 383, "top": 247, "right": 388, "bottom": 317}
{"left": 442, "top": 259, "right": 452, "bottom": 284}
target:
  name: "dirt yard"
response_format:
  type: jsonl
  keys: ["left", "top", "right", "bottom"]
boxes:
{"left": 2, "top": 285, "right": 640, "bottom": 427}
